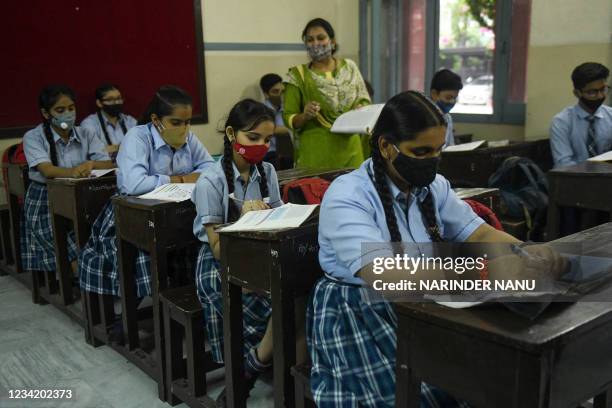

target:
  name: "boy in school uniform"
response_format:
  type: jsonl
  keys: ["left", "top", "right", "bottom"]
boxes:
{"left": 259, "top": 73, "right": 292, "bottom": 168}
{"left": 22, "top": 84, "right": 113, "bottom": 273}
{"left": 550, "top": 62, "right": 612, "bottom": 168}
{"left": 430, "top": 69, "right": 463, "bottom": 147}
{"left": 80, "top": 83, "right": 137, "bottom": 159}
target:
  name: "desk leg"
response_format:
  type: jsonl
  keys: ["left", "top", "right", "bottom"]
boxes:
{"left": 271, "top": 265, "right": 296, "bottom": 408}
{"left": 51, "top": 213, "right": 74, "bottom": 305}
{"left": 151, "top": 245, "right": 169, "bottom": 402}
{"left": 595, "top": 387, "right": 612, "bottom": 408}
{"left": 547, "top": 177, "right": 561, "bottom": 240}
{"left": 223, "top": 272, "right": 246, "bottom": 408}
{"left": 395, "top": 330, "right": 420, "bottom": 408}
{"left": 118, "top": 238, "right": 139, "bottom": 350}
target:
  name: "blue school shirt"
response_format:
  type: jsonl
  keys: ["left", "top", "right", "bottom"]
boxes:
{"left": 550, "top": 103, "right": 612, "bottom": 168}
{"left": 80, "top": 112, "right": 137, "bottom": 145}
{"left": 116, "top": 124, "right": 214, "bottom": 195}
{"left": 444, "top": 113, "right": 455, "bottom": 146}
{"left": 318, "top": 158, "right": 484, "bottom": 285}
{"left": 263, "top": 99, "right": 292, "bottom": 153}
{"left": 191, "top": 159, "right": 283, "bottom": 243}
{"left": 23, "top": 124, "right": 110, "bottom": 184}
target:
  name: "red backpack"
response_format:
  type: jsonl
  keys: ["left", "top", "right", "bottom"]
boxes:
{"left": 2, "top": 143, "right": 27, "bottom": 201}
{"left": 282, "top": 177, "right": 331, "bottom": 204}
{"left": 464, "top": 199, "right": 504, "bottom": 231}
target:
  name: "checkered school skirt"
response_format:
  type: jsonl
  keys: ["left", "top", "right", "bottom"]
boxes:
{"left": 20, "top": 182, "right": 77, "bottom": 272}
{"left": 195, "top": 242, "right": 272, "bottom": 364}
{"left": 307, "top": 277, "right": 470, "bottom": 408}
{"left": 79, "top": 200, "right": 197, "bottom": 298}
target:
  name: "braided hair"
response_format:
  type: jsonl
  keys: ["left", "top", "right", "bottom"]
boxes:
{"left": 222, "top": 99, "right": 276, "bottom": 222}
{"left": 139, "top": 85, "right": 192, "bottom": 125}
{"left": 39, "top": 84, "right": 76, "bottom": 166}
{"left": 369, "top": 91, "right": 447, "bottom": 243}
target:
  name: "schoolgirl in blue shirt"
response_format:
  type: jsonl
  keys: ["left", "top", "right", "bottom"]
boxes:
{"left": 80, "top": 83, "right": 137, "bottom": 159}
{"left": 22, "top": 84, "right": 113, "bottom": 274}
{"left": 79, "top": 86, "right": 214, "bottom": 307}
{"left": 191, "top": 99, "right": 285, "bottom": 405}
{"left": 308, "top": 91, "right": 565, "bottom": 407}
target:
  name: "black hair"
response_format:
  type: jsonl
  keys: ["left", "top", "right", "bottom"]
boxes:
{"left": 259, "top": 74, "right": 283, "bottom": 94}
{"left": 301, "top": 18, "right": 338, "bottom": 54}
{"left": 430, "top": 69, "right": 463, "bottom": 92}
{"left": 140, "top": 85, "right": 192, "bottom": 124}
{"left": 95, "top": 83, "right": 119, "bottom": 101}
{"left": 222, "top": 99, "right": 276, "bottom": 222}
{"left": 571, "top": 62, "right": 610, "bottom": 90}
{"left": 39, "top": 84, "right": 76, "bottom": 166}
{"left": 364, "top": 79, "right": 374, "bottom": 99}
{"left": 369, "top": 91, "right": 447, "bottom": 242}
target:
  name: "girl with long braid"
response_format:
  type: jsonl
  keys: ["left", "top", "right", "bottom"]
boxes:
{"left": 308, "top": 91, "right": 566, "bottom": 407}
{"left": 22, "top": 84, "right": 113, "bottom": 275}
{"left": 192, "top": 99, "right": 285, "bottom": 405}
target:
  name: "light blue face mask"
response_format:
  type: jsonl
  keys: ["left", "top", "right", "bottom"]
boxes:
{"left": 50, "top": 111, "right": 76, "bottom": 131}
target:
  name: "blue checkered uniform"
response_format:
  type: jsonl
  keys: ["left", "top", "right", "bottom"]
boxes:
{"left": 195, "top": 242, "right": 272, "bottom": 363}
{"left": 308, "top": 278, "right": 471, "bottom": 408}
{"left": 78, "top": 201, "right": 151, "bottom": 297}
{"left": 20, "top": 182, "right": 78, "bottom": 272}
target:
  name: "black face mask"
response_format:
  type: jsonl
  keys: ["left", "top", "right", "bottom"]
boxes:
{"left": 580, "top": 97, "right": 605, "bottom": 112}
{"left": 102, "top": 103, "right": 123, "bottom": 117}
{"left": 391, "top": 145, "right": 440, "bottom": 188}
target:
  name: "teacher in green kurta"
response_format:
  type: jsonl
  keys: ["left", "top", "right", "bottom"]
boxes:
{"left": 283, "top": 18, "right": 371, "bottom": 169}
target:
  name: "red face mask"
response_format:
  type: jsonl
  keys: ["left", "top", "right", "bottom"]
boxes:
{"left": 233, "top": 142, "right": 269, "bottom": 164}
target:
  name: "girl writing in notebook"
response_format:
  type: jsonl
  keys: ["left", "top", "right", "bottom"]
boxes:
{"left": 308, "top": 91, "right": 566, "bottom": 407}
{"left": 79, "top": 86, "right": 214, "bottom": 335}
{"left": 192, "top": 99, "right": 289, "bottom": 405}
{"left": 22, "top": 84, "right": 113, "bottom": 275}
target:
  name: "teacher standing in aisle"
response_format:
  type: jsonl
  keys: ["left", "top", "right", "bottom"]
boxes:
{"left": 283, "top": 18, "right": 371, "bottom": 169}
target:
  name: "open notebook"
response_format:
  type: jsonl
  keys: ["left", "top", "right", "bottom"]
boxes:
{"left": 330, "top": 104, "right": 385, "bottom": 134}
{"left": 217, "top": 203, "right": 318, "bottom": 232}
{"left": 587, "top": 151, "right": 612, "bottom": 162}
{"left": 137, "top": 183, "right": 195, "bottom": 202}
{"left": 56, "top": 168, "right": 116, "bottom": 180}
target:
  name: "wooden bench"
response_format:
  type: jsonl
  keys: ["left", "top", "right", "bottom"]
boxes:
{"left": 161, "top": 285, "right": 222, "bottom": 407}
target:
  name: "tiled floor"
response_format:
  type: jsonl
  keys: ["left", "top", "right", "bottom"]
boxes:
{"left": 0, "top": 275, "right": 274, "bottom": 407}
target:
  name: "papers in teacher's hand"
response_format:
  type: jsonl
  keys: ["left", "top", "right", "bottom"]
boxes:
{"left": 587, "top": 150, "right": 612, "bottom": 162}
{"left": 330, "top": 104, "right": 385, "bottom": 134}
{"left": 442, "top": 140, "right": 486, "bottom": 152}
{"left": 218, "top": 203, "right": 318, "bottom": 233}
{"left": 137, "top": 183, "right": 195, "bottom": 202}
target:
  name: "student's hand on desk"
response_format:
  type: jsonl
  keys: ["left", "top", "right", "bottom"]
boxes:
{"left": 181, "top": 173, "right": 201, "bottom": 183}
{"left": 488, "top": 244, "right": 567, "bottom": 282}
{"left": 241, "top": 200, "right": 269, "bottom": 215}
{"left": 72, "top": 161, "right": 94, "bottom": 178}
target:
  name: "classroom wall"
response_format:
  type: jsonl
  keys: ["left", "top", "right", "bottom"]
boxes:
{"left": 191, "top": 0, "right": 361, "bottom": 154}
{"left": 524, "top": 0, "right": 612, "bottom": 140}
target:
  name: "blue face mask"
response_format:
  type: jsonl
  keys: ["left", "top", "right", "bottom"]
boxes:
{"left": 436, "top": 101, "right": 455, "bottom": 114}
{"left": 50, "top": 111, "right": 76, "bottom": 131}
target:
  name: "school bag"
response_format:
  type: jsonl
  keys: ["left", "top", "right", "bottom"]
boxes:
{"left": 282, "top": 177, "right": 331, "bottom": 205}
{"left": 488, "top": 156, "right": 548, "bottom": 240}
{"left": 463, "top": 199, "right": 504, "bottom": 231}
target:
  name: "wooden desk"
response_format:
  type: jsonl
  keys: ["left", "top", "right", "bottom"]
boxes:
{"left": 46, "top": 176, "right": 117, "bottom": 343}
{"left": 3, "top": 163, "right": 36, "bottom": 299}
{"left": 113, "top": 196, "right": 200, "bottom": 402}
{"left": 454, "top": 187, "right": 500, "bottom": 214}
{"left": 277, "top": 167, "right": 353, "bottom": 188}
{"left": 547, "top": 161, "right": 612, "bottom": 240}
{"left": 439, "top": 139, "right": 552, "bottom": 188}
{"left": 47, "top": 176, "right": 117, "bottom": 305}
{"left": 220, "top": 223, "right": 322, "bottom": 408}
{"left": 395, "top": 223, "right": 612, "bottom": 408}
